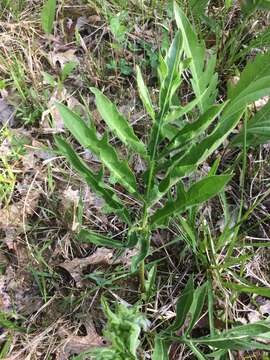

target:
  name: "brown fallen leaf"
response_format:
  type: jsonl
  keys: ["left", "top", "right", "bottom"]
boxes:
{"left": 41, "top": 89, "right": 67, "bottom": 133}
{"left": 49, "top": 49, "right": 78, "bottom": 69}
{"left": 0, "top": 98, "right": 15, "bottom": 128}
{"left": 59, "top": 248, "right": 114, "bottom": 286}
{"left": 0, "top": 173, "right": 42, "bottom": 250}
{"left": 59, "top": 318, "right": 107, "bottom": 357}
{"left": 59, "top": 248, "right": 137, "bottom": 287}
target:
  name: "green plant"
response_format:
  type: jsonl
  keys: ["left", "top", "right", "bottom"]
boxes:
{"left": 241, "top": 0, "right": 270, "bottom": 13}
{"left": 41, "top": 0, "right": 56, "bottom": 35}
{"left": 55, "top": 2, "right": 270, "bottom": 292}
{"left": 153, "top": 278, "right": 270, "bottom": 359}
{"left": 0, "top": 0, "right": 26, "bottom": 18}
{"left": 93, "top": 299, "right": 148, "bottom": 360}
{"left": 42, "top": 61, "right": 78, "bottom": 89}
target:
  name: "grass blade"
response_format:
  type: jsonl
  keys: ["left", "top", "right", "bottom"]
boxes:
{"left": 41, "top": 0, "right": 56, "bottom": 34}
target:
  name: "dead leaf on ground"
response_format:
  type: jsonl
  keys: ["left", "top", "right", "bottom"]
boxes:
{"left": 59, "top": 248, "right": 137, "bottom": 286}
{"left": 41, "top": 89, "right": 67, "bottom": 133}
{"left": 42, "top": 91, "right": 86, "bottom": 133}
{"left": 59, "top": 318, "right": 107, "bottom": 357}
{"left": 252, "top": 96, "right": 269, "bottom": 111}
{"left": 248, "top": 299, "right": 270, "bottom": 323}
{"left": 49, "top": 49, "right": 78, "bottom": 69}
{"left": 0, "top": 98, "right": 15, "bottom": 128}
{"left": 62, "top": 186, "right": 80, "bottom": 212}
{"left": 59, "top": 247, "right": 114, "bottom": 286}
{"left": 0, "top": 174, "right": 42, "bottom": 249}
{"left": 61, "top": 186, "right": 80, "bottom": 231}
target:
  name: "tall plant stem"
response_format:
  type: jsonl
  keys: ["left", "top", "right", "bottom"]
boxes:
{"left": 139, "top": 260, "right": 145, "bottom": 293}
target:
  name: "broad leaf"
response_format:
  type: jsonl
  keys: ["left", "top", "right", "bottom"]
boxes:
{"left": 168, "top": 276, "right": 194, "bottom": 332}
{"left": 174, "top": 2, "right": 218, "bottom": 113}
{"left": 186, "top": 282, "right": 208, "bottom": 334}
{"left": 232, "top": 100, "right": 270, "bottom": 147}
{"left": 226, "top": 52, "right": 270, "bottom": 117}
{"left": 55, "top": 136, "right": 130, "bottom": 223}
{"left": 152, "top": 337, "right": 169, "bottom": 360}
{"left": 90, "top": 87, "right": 148, "bottom": 159}
{"left": 55, "top": 103, "right": 138, "bottom": 194}
{"left": 151, "top": 175, "right": 231, "bottom": 226}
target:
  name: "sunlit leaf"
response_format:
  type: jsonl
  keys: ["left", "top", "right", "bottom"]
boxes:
{"left": 174, "top": 2, "right": 218, "bottom": 113}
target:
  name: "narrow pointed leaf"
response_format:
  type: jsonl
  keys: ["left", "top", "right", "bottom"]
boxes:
{"left": 90, "top": 87, "right": 148, "bottom": 159}
{"left": 131, "top": 234, "right": 150, "bottom": 271}
{"left": 224, "top": 282, "right": 270, "bottom": 298}
{"left": 164, "top": 92, "right": 208, "bottom": 123}
{"left": 152, "top": 337, "right": 169, "bottom": 360}
{"left": 55, "top": 103, "right": 137, "bottom": 194}
{"left": 168, "top": 276, "right": 194, "bottom": 332}
{"left": 41, "top": 0, "right": 56, "bottom": 34}
{"left": 174, "top": 2, "right": 218, "bottom": 113}
{"left": 78, "top": 229, "right": 126, "bottom": 248}
{"left": 166, "top": 103, "right": 227, "bottom": 152}
{"left": 55, "top": 136, "right": 130, "bottom": 223}
{"left": 136, "top": 66, "right": 155, "bottom": 121}
{"left": 148, "top": 31, "right": 183, "bottom": 161}
{"left": 232, "top": 100, "right": 270, "bottom": 147}
{"left": 225, "top": 52, "right": 270, "bottom": 117}
{"left": 151, "top": 175, "right": 231, "bottom": 226}
{"left": 55, "top": 102, "right": 100, "bottom": 151}
{"left": 185, "top": 341, "right": 208, "bottom": 360}
{"left": 159, "top": 30, "right": 183, "bottom": 112}
{"left": 186, "top": 282, "right": 208, "bottom": 334}
{"left": 194, "top": 321, "right": 270, "bottom": 350}
{"left": 158, "top": 110, "right": 242, "bottom": 197}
